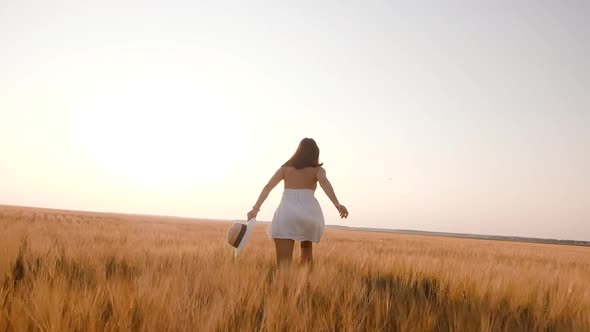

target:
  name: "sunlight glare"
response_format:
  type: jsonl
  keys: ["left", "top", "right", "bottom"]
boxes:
{"left": 76, "top": 78, "right": 245, "bottom": 187}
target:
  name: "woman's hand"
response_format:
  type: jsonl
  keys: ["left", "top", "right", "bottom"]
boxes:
{"left": 336, "top": 204, "right": 349, "bottom": 219}
{"left": 247, "top": 209, "right": 259, "bottom": 221}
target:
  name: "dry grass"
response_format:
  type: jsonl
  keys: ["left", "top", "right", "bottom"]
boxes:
{"left": 0, "top": 205, "right": 589, "bottom": 331}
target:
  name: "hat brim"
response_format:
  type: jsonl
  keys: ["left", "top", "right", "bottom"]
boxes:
{"left": 235, "top": 218, "right": 257, "bottom": 257}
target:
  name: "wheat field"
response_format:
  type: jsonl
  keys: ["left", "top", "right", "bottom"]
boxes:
{"left": 0, "top": 205, "right": 589, "bottom": 331}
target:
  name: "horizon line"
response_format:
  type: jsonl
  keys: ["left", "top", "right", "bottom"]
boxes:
{"left": 1, "top": 203, "right": 588, "bottom": 245}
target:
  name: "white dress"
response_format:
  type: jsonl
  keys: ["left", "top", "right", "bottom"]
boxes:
{"left": 267, "top": 189, "right": 325, "bottom": 243}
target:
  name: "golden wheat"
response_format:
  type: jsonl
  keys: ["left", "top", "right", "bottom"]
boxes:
{"left": 0, "top": 205, "right": 589, "bottom": 331}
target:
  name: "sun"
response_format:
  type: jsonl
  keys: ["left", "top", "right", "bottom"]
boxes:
{"left": 75, "top": 78, "right": 245, "bottom": 187}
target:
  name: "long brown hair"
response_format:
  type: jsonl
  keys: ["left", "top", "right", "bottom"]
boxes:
{"left": 282, "top": 138, "right": 323, "bottom": 169}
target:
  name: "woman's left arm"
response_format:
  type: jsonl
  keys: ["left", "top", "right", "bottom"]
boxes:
{"left": 247, "top": 168, "right": 284, "bottom": 220}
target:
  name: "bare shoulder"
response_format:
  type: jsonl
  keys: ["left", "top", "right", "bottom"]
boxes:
{"left": 273, "top": 166, "right": 286, "bottom": 178}
{"left": 316, "top": 166, "right": 327, "bottom": 179}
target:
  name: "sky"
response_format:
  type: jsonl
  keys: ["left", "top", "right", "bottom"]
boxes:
{"left": 1, "top": 1, "right": 589, "bottom": 240}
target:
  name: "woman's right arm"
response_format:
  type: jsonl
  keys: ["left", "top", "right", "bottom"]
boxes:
{"left": 317, "top": 167, "right": 349, "bottom": 219}
{"left": 247, "top": 167, "right": 284, "bottom": 220}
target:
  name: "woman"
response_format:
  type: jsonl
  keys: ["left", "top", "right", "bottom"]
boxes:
{"left": 247, "top": 138, "right": 348, "bottom": 266}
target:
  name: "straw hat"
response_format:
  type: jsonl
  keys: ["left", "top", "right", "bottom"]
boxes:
{"left": 227, "top": 218, "right": 257, "bottom": 257}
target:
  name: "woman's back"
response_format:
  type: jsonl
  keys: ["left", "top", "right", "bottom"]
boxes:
{"left": 246, "top": 138, "right": 348, "bottom": 266}
{"left": 282, "top": 166, "right": 318, "bottom": 190}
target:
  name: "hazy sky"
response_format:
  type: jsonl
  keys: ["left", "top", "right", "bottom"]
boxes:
{"left": 1, "top": 1, "right": 589, "bottom": 240}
